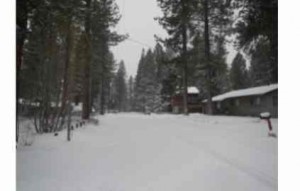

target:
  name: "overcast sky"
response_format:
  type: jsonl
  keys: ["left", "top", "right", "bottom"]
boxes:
{"left": 111, "top": 0, "right": 238, "bottom": 77}
{"left": 111, "top": 0, "right": 166, "bottom": 77}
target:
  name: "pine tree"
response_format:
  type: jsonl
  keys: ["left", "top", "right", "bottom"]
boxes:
{"left": 248, "top": 39, "right": 273, "bottom": 86}
{"left": 229, "top": 53, "right": 249, "bottom": 90}
{"left": 81, "top": 0, "right": 92, "bottom": 119}
{"left": 114, "top": 61, "right": 128, "bottom": 112}
{"left": 17, "top": 0, "right": 124, "bottom": 136}
{"left": 127, "top": 76, "right": 134, "bottom": 111}
{"left": 193, "top": 0, "right": 233, "bottom": 114}
{"left": 143, "top": 50, "right": 159, "bottom": 112}
{"left": 134, "top": 49, "right": 146, "bottom": 112}
{"left": 156, "top": 0, "right": 200, "bottom": 115}
{"left": 89, "top": 0, "right": 125, "bottom": 115}
{"left": 234, "top": 0, "right": 278, "bottom": 83}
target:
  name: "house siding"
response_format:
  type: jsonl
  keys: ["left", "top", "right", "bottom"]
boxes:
{"left": 171, "top": 94, "right": 202, "bottom": 113}
{"left": 212, "top": 90, "right": 278, "bottom": 117}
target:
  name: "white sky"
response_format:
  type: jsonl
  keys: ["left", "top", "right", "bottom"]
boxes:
{"left": 111, "top": 0, "right": 239, "bottom": 77}
{"left": 111, "top": 0, "right": 167, "bottom": 77}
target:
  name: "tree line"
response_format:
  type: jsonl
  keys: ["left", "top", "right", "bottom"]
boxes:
{"left": 16, "top": 0, "right": 278, "bottom": 138}
{"left": 16, "top": 0, "right": 126, "bottom": 138}
{"left": 153, "top": 0, "right": 278, "bottom": 114}
{"left": 119, "top": 0, "right": 278, "bottom": 114}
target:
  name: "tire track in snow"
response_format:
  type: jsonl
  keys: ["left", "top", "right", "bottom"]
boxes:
{"left": 175, "top": 136, "right": 277, "bottom": 189}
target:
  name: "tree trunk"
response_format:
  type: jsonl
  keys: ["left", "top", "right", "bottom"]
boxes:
{"left": 181, "top": 0, "right": 189, "bottom": 115}
{"left": 59, "top": 20, "right": 73, "bottom": 129}
{"left": 100, "top": 75, "right": 105, "bottom": 115}
{"left": 82, "top": 0, "right": 91, "bottom": 120}
{"left": 16, "top": 0, "right": 28, "bottom": 143}
{"left": 182, "top": 24, "right": 189, "bottom": 115}
{"left": 204, "top": 0, "right": 213, "bottom": 115}
{"left": 67, "top": 102, "right": 72, "bottom": 141}
{"left": 16, "top": 39, "right": 24, "bottom": 142}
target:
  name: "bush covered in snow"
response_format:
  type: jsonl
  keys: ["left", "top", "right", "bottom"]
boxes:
{"left": 18, "top": 120, "right": 35, "bottom": 146}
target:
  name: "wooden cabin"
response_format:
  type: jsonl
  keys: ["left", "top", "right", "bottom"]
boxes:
{"left": 171, "top": 87, "right": 202, "bottom": 113}
{"left": 202, "top": 84, "right": 278, "bottom": 117}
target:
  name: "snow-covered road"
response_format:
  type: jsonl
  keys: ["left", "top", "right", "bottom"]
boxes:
{"left": 17, "top": 113, "right": 277, "bottom": 191}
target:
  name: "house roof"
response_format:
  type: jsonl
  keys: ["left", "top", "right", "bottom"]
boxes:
{"left": 203, "top": 84, "right": 278, "bottom": 102}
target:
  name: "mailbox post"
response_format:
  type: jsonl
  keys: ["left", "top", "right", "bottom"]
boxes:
{"left": 260, "top": 112, "right": 276, "bottom": 137}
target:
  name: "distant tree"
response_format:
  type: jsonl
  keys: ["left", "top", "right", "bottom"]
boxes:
{"left": 143, "top": 50, "right": 161, "bottom": 112}
{"left": 134, "top": 49, "right": 146, "bottom": 112}
{"left": 134, "top": 48, "right": 165, "bottom": 113}
{"left": 114, "top": 61, "right": 128, "bottom": 112}
{"left": 127, "top": 76, "right": 134, "bottom": 111}
{"left": 248, "top": 39, "right": 273, "bottom": 86}
{"left": 229, "top": 53, "right": 249, "bottom": 90}
{"left": 158, "top": 47, "right": 178, "bottom": 111}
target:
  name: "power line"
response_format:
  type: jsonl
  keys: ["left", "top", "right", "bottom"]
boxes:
{"left": 127, "top": 37, "right": 153, "bottom": 48}
{"left": 118, "top": 0, "right": 153, "bottom": 49}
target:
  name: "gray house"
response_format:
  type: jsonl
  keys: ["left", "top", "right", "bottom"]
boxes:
{"left": 202, "top": 84, "right": 278, "bottom": 117}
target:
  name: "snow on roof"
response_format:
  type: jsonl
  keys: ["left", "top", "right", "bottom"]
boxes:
{"left": 188, "top": 86, "right": 199, "bottom": 94}
{"left": 175, "top": 86, "right": 200, "bottom": 94}
{"left": 203, "top": 84, "right": 278, "bottom": 102}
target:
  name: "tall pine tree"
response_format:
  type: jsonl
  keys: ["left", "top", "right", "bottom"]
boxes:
{"left": 156, "top": 0, "right": 199, "bottom": 115}
{"left": 229, "top": 52, "right": 249, "bottom": 90}
{"left": 114, "top": 61, "right": 128, "bottom": 112}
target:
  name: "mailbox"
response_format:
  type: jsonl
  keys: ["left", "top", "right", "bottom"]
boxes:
{"left": 260, "top": 112, "right": 271, "bottom": 120}
{"left": 260, "top": 112, "right": 276, "bottom": 137}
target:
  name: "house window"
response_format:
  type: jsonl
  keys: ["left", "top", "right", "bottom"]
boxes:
{"left": 255, "top": 97, "right": 261, "bottom": 105}
{"left": 235, "top": 99, "right": 240, "bottom": 106}
{"left": 217, "top": 102, "right": 221, "bottom": 109}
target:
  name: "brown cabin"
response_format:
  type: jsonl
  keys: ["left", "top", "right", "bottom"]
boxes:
{"left": 171, "top": 87, "right": 202, "bottom": 113}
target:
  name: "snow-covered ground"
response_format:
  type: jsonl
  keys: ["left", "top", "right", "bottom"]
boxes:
{"left": 17, "top": 113, "right": 277, "bottom": 191}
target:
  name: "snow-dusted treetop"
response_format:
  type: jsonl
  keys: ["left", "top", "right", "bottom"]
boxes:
{"left": 203, "top": 84, "right": 278, "bottom": 102}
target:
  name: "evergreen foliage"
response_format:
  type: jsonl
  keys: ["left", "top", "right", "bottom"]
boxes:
{"left": 17, "top": 0, "right": 124, "bottom": 134}
{"left": 113, "top": 61, "right": 128, "bottom": 112}
{"left": 156, "top": 0, "right": 200, "bottom": 115}
{"left": 234, "top": 0, "right": 278, "bottom": 83}
{"left": 229, "top": 53, "right": 249, "bottom": 90}
{"left": 248, "top": 39, "right": 274, "bottom": 86}
{"left": 127, "top": 76, "right": 134, "bottom": 111}
{"left": 134, "top": 46, "right": 168, "bottom": 113}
